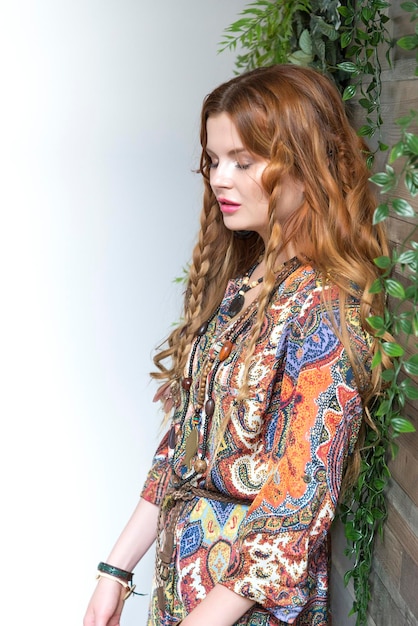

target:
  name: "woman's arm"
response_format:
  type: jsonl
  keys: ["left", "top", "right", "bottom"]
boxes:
{"left": 83, "top": 497, "right": 159, "bottom": 626}
{"left": 180, "top": 584, "right": 254, "bottom": 626}
{"left": 105, "top": 497, "right": 159, "bottom": 570}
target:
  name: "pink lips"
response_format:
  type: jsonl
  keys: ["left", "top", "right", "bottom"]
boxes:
{"left": 218, "top": 197, "right": 241, "bottom": 214}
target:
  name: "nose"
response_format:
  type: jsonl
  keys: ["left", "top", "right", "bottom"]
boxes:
{"left": 210, "top": 161, "right": 233, "bottom": 189}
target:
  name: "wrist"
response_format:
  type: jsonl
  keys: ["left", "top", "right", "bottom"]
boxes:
{"left": 96, "top": 561, "right": 136, "bottom": 600}
{"left": 96, "top": 572, "right": 137, "bottom": 600}
{"left": 98, "top": 561, "right": 133, "bottom": 582}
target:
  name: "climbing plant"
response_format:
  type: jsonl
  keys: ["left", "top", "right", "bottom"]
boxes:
{"left": 220, "top": 1, "right": 418, "bottom": 624}
{"left": 337, "top": 0, "right": 393, "bottom": 157}
{"left": 340, "top": 109, "right": 418, "bottom": 623}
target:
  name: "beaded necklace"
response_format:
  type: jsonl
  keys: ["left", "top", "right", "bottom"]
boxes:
{"left": 168, "top": 256, "right": 301, "bottom": 487}
{"left": 168, "top": 302, "right": 257, "bottom": 485}
{"left": 227, "top": 259, "right": 263, "bottom": 317}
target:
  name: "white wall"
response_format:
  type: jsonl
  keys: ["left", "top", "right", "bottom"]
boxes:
{"left": 0, "top": 2, "right": 245, "bottom": 624}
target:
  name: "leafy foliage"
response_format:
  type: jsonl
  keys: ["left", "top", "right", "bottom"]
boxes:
{"left": 336, "top": 0, "right": 393, "bottom": 162}
{"left": 219, "top": 0, "right": 349, "bottom": 85}
{"left": 398, "top": 0, "right": 418, "bottom": 75}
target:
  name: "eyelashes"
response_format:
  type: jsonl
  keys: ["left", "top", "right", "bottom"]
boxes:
{"left": 208, "top": 161, "right": 251, "bottom": 170}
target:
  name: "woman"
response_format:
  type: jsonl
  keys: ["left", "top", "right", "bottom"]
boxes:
{"left": 84, "top": 64, "right": 389, "bottom": 626}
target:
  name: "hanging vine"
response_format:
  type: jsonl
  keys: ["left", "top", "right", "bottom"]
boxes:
{"left": 337, "top": 0, "right": 393, "bottom": 160}
{"left": 219, "top": 1, "right": 418, "bottom": 624}
{"left": 340, "top": 109, "right": 418, "bottom": 624}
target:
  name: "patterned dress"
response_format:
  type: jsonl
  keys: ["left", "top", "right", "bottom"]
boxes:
{"left": 141, "top": 264, "right": 372, "bottom": 625}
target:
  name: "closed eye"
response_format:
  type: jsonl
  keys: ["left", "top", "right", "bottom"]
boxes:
{"left": 207, "top": 160, "right": 251, "bottom": 170}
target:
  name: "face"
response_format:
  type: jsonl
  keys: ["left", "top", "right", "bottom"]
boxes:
{"left": 206, "top": 113, "right": 305, "bottom": 244}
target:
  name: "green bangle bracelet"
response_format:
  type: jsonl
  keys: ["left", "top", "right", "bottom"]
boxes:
{"left": 98, "top": 561, "right": 133, "bottom": 582}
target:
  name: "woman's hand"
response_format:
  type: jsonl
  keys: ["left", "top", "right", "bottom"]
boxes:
{"left": 83, "top": 498, "right": 159, "bottom": 625}
{"left": 83, "top": 577, "right": 125, "bottom": 626}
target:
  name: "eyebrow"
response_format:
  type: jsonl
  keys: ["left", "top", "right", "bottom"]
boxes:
{"left": 206, "top": 147, "right": 249, "bottom": 157}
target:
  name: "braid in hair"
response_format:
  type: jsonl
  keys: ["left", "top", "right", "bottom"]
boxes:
{"left": 174, "top": 199, "right": 222, "bottom": 377}
{"left": 152, "top": 179, "right": 264, "bottom": 384}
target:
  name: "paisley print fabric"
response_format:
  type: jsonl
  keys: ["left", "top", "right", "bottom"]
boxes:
{"left": 141, "top": 265, "right": 372, "bottom": 625}
{"left": 147, "top": 495, "right": 250, "bottom": 624}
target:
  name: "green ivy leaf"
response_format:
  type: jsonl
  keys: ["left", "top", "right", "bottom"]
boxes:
{"left": 299, "top": 29, "right": 312, "bottom": 55}
{"left": 391, "top": 417, "right": 416, "bottom": 433}
{"left": 343, "top": 84, "right": 357, "bottom": 101}
{"left": 369, "top": 278, "right": 383, "bottom": 293}
{"left": 403, "top": 354, "right": 418, "bottom": 376}
{"left": 400, "top": 379, "right": 418, "bottom": 400}
{"left": 389, "top": 141, "right": 406, "bottom": 162}
{"left": 358, "top": 124, "right": 374, "bottom": 136}
{"left": 414, "top": 312, "right": 418, "bottom": 336}
{"left": 366, "top": 153, "right": 375, "bottom": 169}
{"left": 406, "top": 132, "right": 418, "bottom": 154}
{"left": 405, "top": 171, "right": 418, "bottom": 195}
{"left": 356, "top": 27, "right": 369, "bottom": 41}
{"left": 340, "top": 31, "right": 353, "bottom": 48}
{"left": 370, "top": 172, "right": 390, "bottom": 186}
{"left": 288, "top": 50, "right": 313, "bottom": 65}
{"left": 373, "top": 203, "right": 390, "bottom": 224}
{"left": 337, "top": 61, "right": 359, "bottom": 73}
{"left": 366, "top": 511, "right": 374, "bottom": 524}
{"left": 359, "top": 97, "right": 373, "bottom": 110}
{"left": 346, "top": 44, "right": 361, "bottom": 57}
{"left": 373, "top": 478, "right": 387, "bottom": 491}
{"left": 398, "top": 249, "right": 418, "bottom": 264}
{"left": 392, "top": 198, "right": 416, "bottom": 217}
{"left": 384, "top": 279, "right": 406, "bottom": 299}
{"left": 368, "top": 315, "right": 386, "bottom": 329}
{"left": 376, "top": 2, "right": 391, "bottom": 12}
{"left": 381, "top": 368, "right": 395, "bottom": 381}
{"left": 313, "top": 16, "right": 340, "bottom": 40}
{"left": 371, "top": 507, "right": 386, "bottom": 519}
{"left": 382, "top": 341, "right": 405, "bottom": 357}
{"left": 396, "top": 112, "right": 416, "bottom": 127}
{"left": 371, "top": 350, "right": 382, "bottom": 369}
{"left": 398, "top": 317, "right": 413, "bottom": 334}
{"left": 345, "top": 523, "right": 363, "bottom": 541}
{"left": 400, "top": 2, "right": 418, "bottom": 11}
{"left": 374, "top": 255, "right": 391, "bottom": 268}
{"left": 405, "top": 285, "right": 418, "bottom": 300}
{"left": 391, "top": 441, "right": 399, "bottom": 458}
{"left": 362, "top": 6, "right": 375, "bottom": 21}
{"left": 338, "top": 5, "right": 352, "bottom": 18}
{"left": 397, "top": 34, "right": 418, "bottom": 50}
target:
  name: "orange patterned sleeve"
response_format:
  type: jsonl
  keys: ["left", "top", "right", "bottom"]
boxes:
{"left": 141, "top": 430, "right": 172, "bottom": 506}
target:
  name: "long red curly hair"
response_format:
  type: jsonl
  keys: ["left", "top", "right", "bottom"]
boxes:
{"left": 152, "top": 64, "right": 390, "bottom": 486}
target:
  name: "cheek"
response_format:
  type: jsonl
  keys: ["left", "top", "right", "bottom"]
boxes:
{"left": 247, "top": 180, "right": 268, "bottom": 205}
